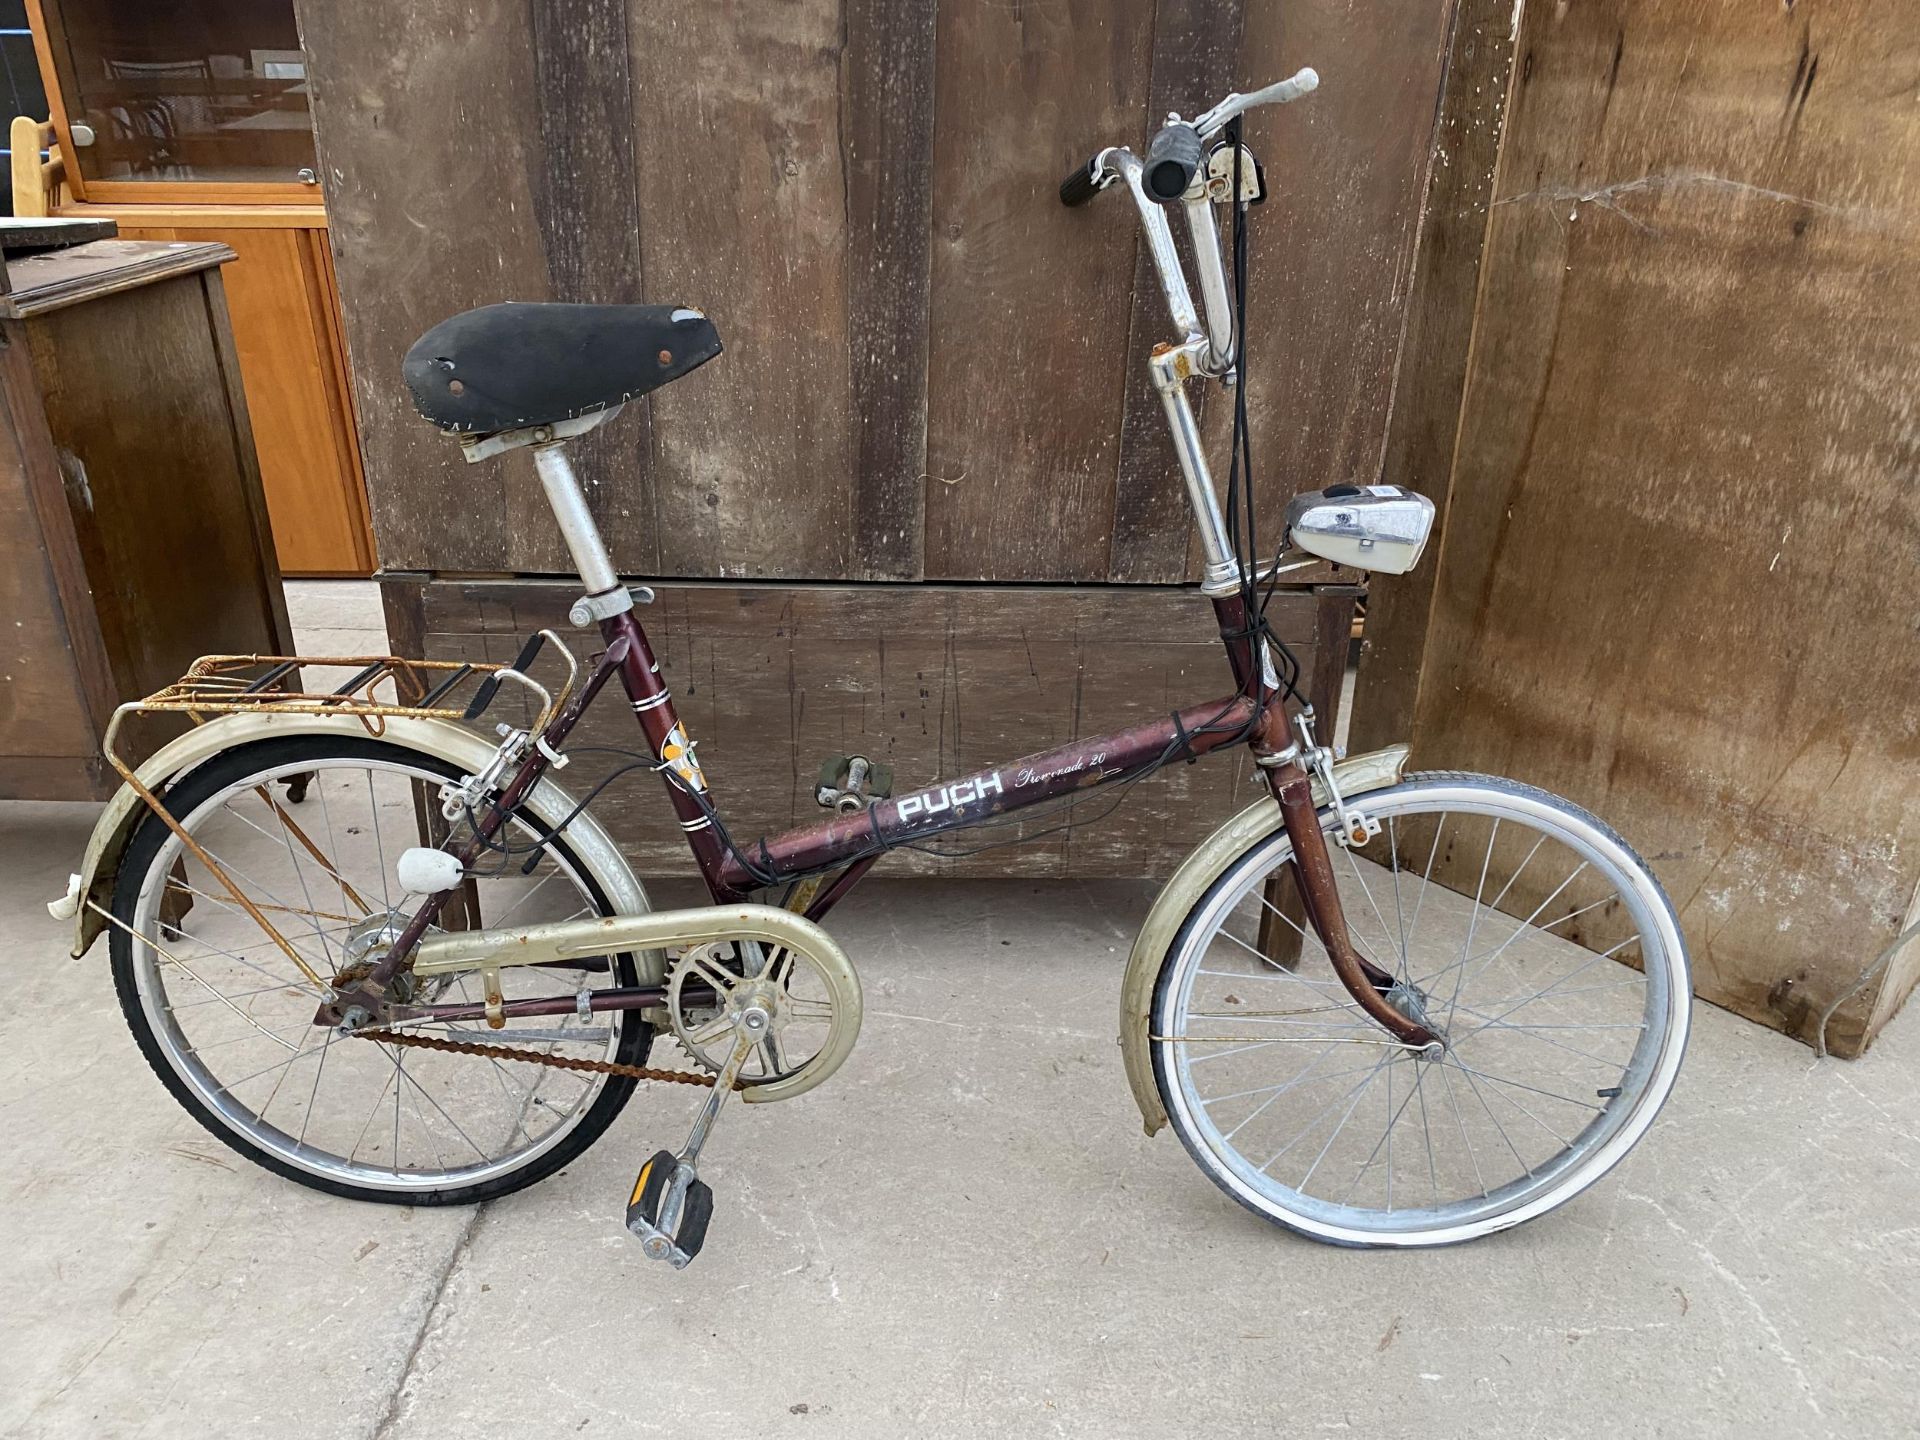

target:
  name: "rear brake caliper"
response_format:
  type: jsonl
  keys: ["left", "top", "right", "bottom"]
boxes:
{"left": 438, "top": 723, "right": 530, "bottom": 823}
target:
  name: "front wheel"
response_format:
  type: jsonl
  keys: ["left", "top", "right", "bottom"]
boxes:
{"left": 1151, "top": 773, "right": 1689, "bottom": 1247}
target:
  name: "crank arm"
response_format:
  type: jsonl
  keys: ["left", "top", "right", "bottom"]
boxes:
{"left": 682, "top": 1021, "right": 758, "bottom": 1166}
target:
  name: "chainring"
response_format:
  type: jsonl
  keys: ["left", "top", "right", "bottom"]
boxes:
{"left": 665, "top": 941, "right": 851, "bottom": 1095}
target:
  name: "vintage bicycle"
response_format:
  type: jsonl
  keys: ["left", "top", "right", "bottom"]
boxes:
{"left": 53, "top": 69, "right": 1689, "bottom": 1263}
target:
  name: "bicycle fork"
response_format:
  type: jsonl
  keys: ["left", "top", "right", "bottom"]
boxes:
{"left": 1258, "top": 712, "right": 1442, "bottom": 1054}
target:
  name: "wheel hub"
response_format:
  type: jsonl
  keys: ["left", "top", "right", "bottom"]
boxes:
{"left": 1383, "top": 979, "right": 1447, "bottom": 1055}
{"left": 337, "top": 913, "right": 437, "bottom": 1005}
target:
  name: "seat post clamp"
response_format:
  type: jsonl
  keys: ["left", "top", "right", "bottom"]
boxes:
{"left": 567, "top": 585, "right": 653, "bottom": 628}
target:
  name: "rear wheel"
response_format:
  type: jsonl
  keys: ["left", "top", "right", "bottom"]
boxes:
{"left": 1151, "top": 774, "right": 1689, "bottom": 1247}
{"left": 109, "top": 736, "right": 655, "bottom": 1206}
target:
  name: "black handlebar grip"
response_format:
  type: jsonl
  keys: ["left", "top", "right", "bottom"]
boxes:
{"left": 1059, "top": 156, "right": 1103, "bottom": 207}
{"left": 1143, "top": 122, "right": 1204, "bottom": 204}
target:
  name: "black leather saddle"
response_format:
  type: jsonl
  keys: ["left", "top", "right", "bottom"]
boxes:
{"left": 402, "top": 302, "right": 723, "bottom": 435}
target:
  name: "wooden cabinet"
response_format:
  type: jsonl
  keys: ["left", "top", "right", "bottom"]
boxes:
{"left": 14, "top": 0, "right": 375, "bottom": 576}
{"left": 0, "top": 236, "right": 292, "bottom": 799}
{"left": 112, "top": 216, "right": 371, "bottom": 574}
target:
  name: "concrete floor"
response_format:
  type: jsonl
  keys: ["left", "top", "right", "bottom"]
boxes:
{"left": 2, "top": 586, "right": 1916, "bottom": 1437}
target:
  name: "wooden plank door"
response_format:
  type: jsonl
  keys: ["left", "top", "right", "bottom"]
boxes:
{"left": 299, "top": 0, "right": 1456, "bottom": 586}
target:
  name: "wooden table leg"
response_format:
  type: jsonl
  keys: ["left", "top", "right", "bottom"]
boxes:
{"left": 1257, "top": 862, "right": 1307, "bottom": 970}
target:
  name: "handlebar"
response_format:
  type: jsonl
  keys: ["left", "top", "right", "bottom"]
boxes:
{"left": 1056, "top": 66, "right": 1319, "bottom": 378}
{"left": 1058, "top": 157, "right": 1104, "bottom": 208}
{"left": 1190, "top": 68, "right": 1319, "bottom": 138}
{"left": 1142, "top": 122, "right": 1204, "bottom": 203}
{"left": 1057, "top": 67, "right": 1319, "bottom": 211}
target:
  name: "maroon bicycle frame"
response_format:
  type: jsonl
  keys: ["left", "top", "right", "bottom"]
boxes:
{"left": 329, "top": 584, "right": 1436, "bottom": 1051}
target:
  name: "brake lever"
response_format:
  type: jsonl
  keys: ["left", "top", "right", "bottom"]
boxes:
{"left": 1193, "top": 67, "right": 1319, "bottom": 139}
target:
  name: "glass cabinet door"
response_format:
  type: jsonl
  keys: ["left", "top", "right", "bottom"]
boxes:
{"left": 36, "top": 0, "right": 316, "bottom": 189}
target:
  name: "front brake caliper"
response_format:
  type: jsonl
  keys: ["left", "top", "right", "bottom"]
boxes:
{"left": 1294, "top": 709, "right": 1381, "bottom": 849}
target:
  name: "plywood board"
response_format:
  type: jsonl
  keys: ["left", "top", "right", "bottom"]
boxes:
{"left": 1385, "top": 0, "right": 1920, "bottom": 1054}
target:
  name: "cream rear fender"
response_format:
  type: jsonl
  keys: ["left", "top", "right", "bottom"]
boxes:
{"left": 61, "top": 711, "right": 655, "bottom": 974}
{"left": 1118, "top": 745, "right": 1411, "bottom": 1136}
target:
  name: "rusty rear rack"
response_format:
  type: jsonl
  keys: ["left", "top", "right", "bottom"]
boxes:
{"left": 94, "top": 636, "right": 577, "bottom": 990}
{"left": 113, "top": 643, "right": 573, "bottom": 726}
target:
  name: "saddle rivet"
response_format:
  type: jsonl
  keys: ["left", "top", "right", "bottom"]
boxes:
{"left": 657, "top": 348, "right": 673, "bottom": 365}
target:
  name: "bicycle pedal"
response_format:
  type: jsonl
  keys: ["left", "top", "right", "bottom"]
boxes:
{"left": 625, "top": 1149, "right": 714, "bottom": 1268}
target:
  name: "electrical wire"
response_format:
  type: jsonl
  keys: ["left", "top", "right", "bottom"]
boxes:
{"left": 1221, "top": 114, "right": 1307, "bottom": 710}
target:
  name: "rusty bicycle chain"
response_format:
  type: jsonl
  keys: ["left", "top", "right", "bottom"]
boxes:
{"left": 357, "top": 1027, "right": 741, "bottom": 1090}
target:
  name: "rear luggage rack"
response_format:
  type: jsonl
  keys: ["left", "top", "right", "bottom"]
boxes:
{"left": 108, "top": 633, "right": 576, "bottom": 742}
{"left": 89, "top": 636, "right": 578, "bottom": 991}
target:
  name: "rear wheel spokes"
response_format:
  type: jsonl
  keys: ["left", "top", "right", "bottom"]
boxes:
{"left": 128, "top": 757, "right": 638, "bottom": 1192}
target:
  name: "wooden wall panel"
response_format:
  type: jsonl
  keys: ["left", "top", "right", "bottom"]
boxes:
{"left": 919, "top": 0, "right": 1155, "bottom": 581}
{"left": 843, "top": 0, "right": 938, "bottom": 580}
{"left": 623, "top": 0, "right": 858, "bottom": 581}
{"left": 299, "top": 0, "right": 578, "bottom": 575}
{"left": 1234, "top": 0, "right": 1455, "bottom": 513}
{"left": 526, "top": 0, "right": 658, "bottom": 575}
{"left": 1384, "top": 0, "right": 1920, "bottom": 1054}
{"left": 1352, "top": 0, "right": 1521, "bottom": 749}
{"left": 299, "top": 0, "right": 1454, "bottom": 585}
{"left": 382, "top": 578, "right": 1355, "bottom": 879}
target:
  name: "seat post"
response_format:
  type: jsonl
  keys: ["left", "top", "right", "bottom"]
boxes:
{"left": 532, "top": 441, "right": 630, "bottom": 618}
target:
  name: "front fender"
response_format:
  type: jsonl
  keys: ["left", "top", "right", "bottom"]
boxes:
{"left": 1118, "top": 744, "right": 1410, "bottom": 1136}
{"left": 61, "top": 711, "right": 649, "bottom": 962}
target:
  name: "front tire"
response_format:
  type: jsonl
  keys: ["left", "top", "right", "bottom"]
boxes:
{"left": 1151, "top": 773, "right": 1689, "bottom": 1247}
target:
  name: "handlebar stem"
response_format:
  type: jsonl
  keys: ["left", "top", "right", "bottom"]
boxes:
{"left": 1061, "top": 70, "right": 1317, "bottom": 608}
{"left": 1182, "top": 187, "right": 1234, "bottom": 373}
{"left": 1113, "top": 150, "right": 1204, "bottom": 346}
{"left": 1149, "top": 338, "right": 1240, "bottom": 593}
{"left": 1093, "top": 147, "right": 1234, "bottom": 377}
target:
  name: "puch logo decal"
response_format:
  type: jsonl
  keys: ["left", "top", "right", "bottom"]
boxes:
{"left": 895, "top": 772, "right": 1003, "bottom": 823}
{"left": 660, "top": 723, "right": 706, "bottom": 792}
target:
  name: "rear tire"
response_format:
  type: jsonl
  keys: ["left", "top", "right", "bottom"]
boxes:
{"left": 109, "top": 735, "right": 654, "bottom": 1206}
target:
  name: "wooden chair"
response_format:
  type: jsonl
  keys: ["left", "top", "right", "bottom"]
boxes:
{"left": 10, "top": 116, "right": 68, "bottom": 217}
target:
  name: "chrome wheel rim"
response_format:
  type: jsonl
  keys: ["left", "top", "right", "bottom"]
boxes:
{"left": 129, "top": 756, "right": 634, "bottom": 1193}
{"left": 1156, "top": 780, "right": 1689, "bottom": 1245}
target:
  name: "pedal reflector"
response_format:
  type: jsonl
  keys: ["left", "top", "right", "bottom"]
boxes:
{"left": 628, "top": 1149, "right": 675, "bottom": 1218}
